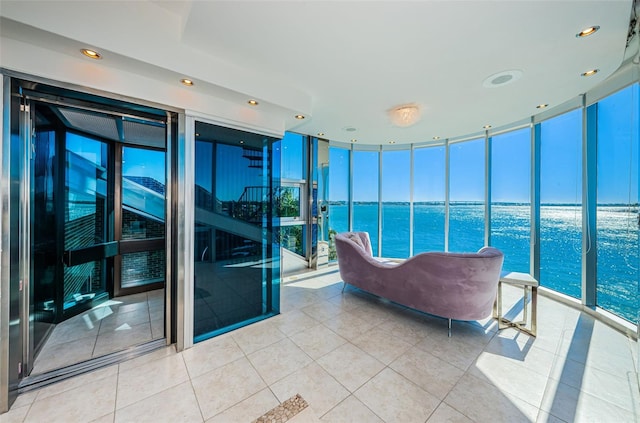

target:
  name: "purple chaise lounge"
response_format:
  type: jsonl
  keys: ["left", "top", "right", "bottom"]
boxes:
{"left": 335, "top": 231, "right": 504, "bottom": 336}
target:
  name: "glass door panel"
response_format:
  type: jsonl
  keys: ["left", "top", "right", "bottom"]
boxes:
{"left": 63, "top": 133, "right": 110, "bottom": 312}
{"left": 23, "top": 91, "right": 171, "bottom": 381}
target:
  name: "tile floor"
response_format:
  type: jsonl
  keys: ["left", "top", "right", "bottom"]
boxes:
{"left": 31, "top": 289, "right": 165, "bottom": 374}
{"left": 4, "top": 267, "right": 639, "bottom": 422}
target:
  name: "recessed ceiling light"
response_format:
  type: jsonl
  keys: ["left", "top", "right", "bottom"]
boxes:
{"left": 317, "top": 132, "right": 325, "bottom": 137}
{"left": 576, "top": 26, "right": 600, "bottom": 38}
{"left": 483, "top": 124, "right": 492, "bottom": 129}
{"left": 180, "top": 78, "right": 194, "bottom": 86}
{"left": 248, "top": 99, "right": 259, "bottom": 106}
{"left": 389, "top": 140, "right": 396, "bottom": 144}
{"left": 239, "top": 140, "right": 244, "bottom": 144}
{"left": 294, "top": 114, "right": 305, "bottom": 120}
{"left": 433, "top": 136, "right": 441, "bottom": 140}
{"left": 81, "top": 49, "right": 102, "bottom": 59}
{"left": 536, "top": 103, "right": 549, "bottom": 109}
{"left": 195, "top": 133, "right": 200, "bottom": 137}
{"left": 350, "top": 139, "right": 357, "bottom": 143}
{"left": 581, "top": 69, "right": 599, "bottom": 77}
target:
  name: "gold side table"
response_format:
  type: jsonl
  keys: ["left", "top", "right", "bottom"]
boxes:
{"left": 493, "top": 271, "right": 538, "bottom": 337}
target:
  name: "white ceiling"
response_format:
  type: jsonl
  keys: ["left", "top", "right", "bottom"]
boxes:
{"left": 0, "top": 0, "right": 635, "bottom": 145}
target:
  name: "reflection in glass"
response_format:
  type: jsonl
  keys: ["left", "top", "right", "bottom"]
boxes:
{"left": 275, "top": 186, "right": 301, "bottom": 218}
{"left": 280, "top": 132, "right": 305, "bottom": 180}
{"left": 353, "top": 151, "right": 379, "bottom": 256}
{"left": 194, "top": 123, "right": 279, "bottom": 341}
{"left": 596, "top": 85, "right": 639, "bottom": 322}
{"left": 414, "top": 146, "right": 445, "bottom": 253}
{"left": 382, "top": 150, "right": 410, "bottom": 258}
{"left": 540, "top": 109, "right": 582, "bottom": 299}
{"left": 64, "top": 134, "right": 108, "bottom": 308}
{"left": 32, "top": 128, "right": 58, "bottom": 348}
{"left": 491, "top": 128, "right": 531, "bottom": 272}
{"left": 120, "top": 146, "right": 166, "bottom": 288}
{"left": 449, "top": 138, "right": 485, "bottom": 252}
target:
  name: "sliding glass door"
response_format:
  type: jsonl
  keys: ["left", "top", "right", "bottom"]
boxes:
{"left": 193, "top": 121, "right": 280, "bottom": 342}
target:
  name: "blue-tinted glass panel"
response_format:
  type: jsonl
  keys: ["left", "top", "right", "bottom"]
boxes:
{"left": 596, "top": 84, "right": 639, "bottom": 322}
{"left": 353, "top": 150, "right": 379, "bottom": 256}
{"left": 328, "top": 147, "right": 349, "bottom": 260}
{"left": 540, "top": 109, "right": 582, "bottom": 299}
{"left": 280, "top": 132, "right": 305, "bottom": 180}
{"left": 414, "top": 146, "right": 445, "bottom": 253}
{"left": 449, "top": 138, "right": 485, "bottom": 252}
{"left": 193, "top": 123, "right": 279, "bottom": 342}
{"left": 382, "top": 150, "right": 410, "bottom": 258}
{"left": 491, "top": 128, "right": 531, "bottom": 272}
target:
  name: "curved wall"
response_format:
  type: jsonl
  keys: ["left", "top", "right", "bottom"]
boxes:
{"left": 328, "top": 68, "right": 639, "bottom": 328}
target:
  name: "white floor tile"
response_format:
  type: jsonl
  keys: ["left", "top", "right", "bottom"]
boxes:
{"left": 354, "top": 368, "right": 440, "bottom": 423}
{"left": 320, "top": 395, "right": 384, "bottom": 423}
{"left": 191, "top": 357, "right": 266, "bottom": 420}
{"left": 205, "top": 388, "right": 279, "bottom": 423}
{"left": 270, "top": 362, "right": 350, "bottom": 417}
{"left": 25, "top": 374, "right": 118, "bottom": 423}
{"left": 317, "top": 342, "right": 385, "bottom": 392}
{"left": 114, "top": 381, "right": 203, "bottom": 423}
{"left": 116, "top": 353, "right": 189, "bottom": 410}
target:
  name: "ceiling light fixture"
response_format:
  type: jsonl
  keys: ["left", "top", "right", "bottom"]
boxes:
{"left": 248, "top": 99, "right": 259, "bottom": 106}
{"left": 536, "top": 103, "right": 549, "bottom": 109}
{"left": 388, "top": 104, "right": 420, "bottom": 127}
{"left": 180, "top": 78, "right": 194, "bottom": 86}
{"left": 576, "top": 26, "right": 600, "bottom": 37}
{"left": 350, "top": 139, "right": 357, "bottom": 143}
{"left": 581, "top": 69, "right": 599, "bottom": 77}
{"left": 389, "top": 140, "right": 396, "bottom": 144}
{"left": 317, "top": 132, "right": 325, "bottom": 137}
{"left": 483, "top": 124, "right": 492, "bottom": 129}
{"left": 81, "top": 49, "right": 102, "bottom": 59}
{"left": 294, "top": 114, "right": 305, "bottom": 120}
{"left": 433, "top": 136, "right": 441, "bottom": 140}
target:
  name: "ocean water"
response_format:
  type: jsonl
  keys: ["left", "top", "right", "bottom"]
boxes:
{"left": 329, "top": 203, "right": 639, "bottom": 323}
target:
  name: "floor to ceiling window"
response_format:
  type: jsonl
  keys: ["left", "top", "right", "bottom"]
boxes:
{"left": 381, "top": 150, "right": 410, "bottom": 258}
{"left": 449, "top": 138, "right": 485, "bottom": 252}
{"left": 490, "top": 128, "right": 531, "bottom": 273}
{"left": 540, "top": 109, "right": 582, "bottom": 299}
{"left": 327, "top": 81, "right": 639, "bottom": 328}
{"left": 328, "top": 147, "right": 349, "bottom": 260}
{"left": 193, "top": 122, "right": 280, "bottom": 341}
{"left": 353, "top": 150, "right": 380, "bottom": 256}
{"left": 414, "top": 145, "right": 446, "bottom": 253}
{"left": 276, "top": 132, "right": 306, "bottom": 257}
{"left": 596, "top": 84, "right": 639, "bottom": 322}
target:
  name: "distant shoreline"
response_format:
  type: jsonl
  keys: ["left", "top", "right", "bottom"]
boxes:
{"left": 328, "top": 201, "right": 639, "bottom": 207}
